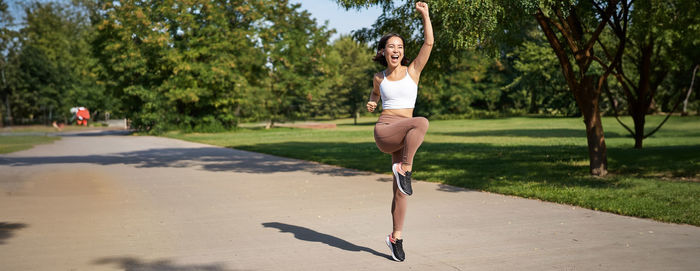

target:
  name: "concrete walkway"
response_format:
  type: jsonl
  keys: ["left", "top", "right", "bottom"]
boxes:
{"left": 1, "top": 131, "right": 698, "bottom": 270}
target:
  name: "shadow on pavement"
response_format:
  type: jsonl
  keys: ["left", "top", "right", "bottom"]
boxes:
{"left": 93, "top": 257, "right": 243, "bottom": 271}
{"left": 0, "top": 222, "right": 28, "bottom": 245}
{"left": 262, "top": 222, "right": 391, "bottom": 260}
{"left": 58, "top": 130, "right": 133, "bottom": 137}
{"left": 0, "top": 147, "right": 370, "bottom": 177}
{"left": 0, "top": 129, "right": 132, "bottom": 137}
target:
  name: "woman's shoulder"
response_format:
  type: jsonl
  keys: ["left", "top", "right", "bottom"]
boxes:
{"left": 374, "top": 71, "right": 385, "bottom": 82}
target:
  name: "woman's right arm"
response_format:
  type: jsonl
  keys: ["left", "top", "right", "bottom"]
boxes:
{"left": 366, "top": 73, "right": 381, "bottom": 112}
{"left": 409, "top": 2, "right": 433, "bottom": 78}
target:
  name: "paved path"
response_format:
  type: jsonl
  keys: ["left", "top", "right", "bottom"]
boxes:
{"left": 1, "top": 131, "right": 699, "bottom": 270}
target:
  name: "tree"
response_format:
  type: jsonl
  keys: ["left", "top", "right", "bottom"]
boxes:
{"left": 340, "top": 1, "right": 522, "bottom": 119}
{"left": 322, "top": 35, "right": 377, "bottom": 124}
{"left": 681, "top": 65, "right": 698, "bottom": 116}
{"left": 601, "top": 0, "right": 700, "bottom": 148}
{"left": 92, "top": 0, "right": 269, "bottom": 132}
{"left": 90, "top": 0, "right": 337, "bottom": 132}
{"left": 257, "top": 0, "right": 333, "bottom": 127}
{"left": 0, "top": 0, "right": 106, "bottom": 126}
{"left": 509, "top": 29, "right": 576, "bottom": 116}
{"left": 337, "top": 0, "right": 624, "bottom": 176}
{"left": 0, "top": 0, "right": 14, "bottom": 126}
{"left": 3, "top": 1, "right": 102, "bottom": 125}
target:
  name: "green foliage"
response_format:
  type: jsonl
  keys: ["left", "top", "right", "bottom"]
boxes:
{"left": 318, "top": 36, "right": 378, "bottom": 121}
{"left": 256, "top": 1, "right": 333, "bottom": 125}
{"left": 509, "top": 29, "right": 578, "bottom": 116}
{"left": 338, "top": 0, "right": 536, "bottom": 50}
{"left": 1, "top": 1, "right": 107, "bottom": 126}
{"left": 590, "top": 0, "right": 700, "bottom": 147}
{"left": 91, "top": 0, "right": 337, "bottom": 132}
{"left": 93, "top": 0, "right": 261, "bottom": 132}
{"left": 416, "top": 51, "right": 517, "bottom": 117}
{"left": 635, "top": 0, "right": 700, "bottom": 113}
{"left": 343, "top": 0, "right": 533, "bottom": 118}
{"left": 3, "top": 0, "right": 696, "bottom": 136}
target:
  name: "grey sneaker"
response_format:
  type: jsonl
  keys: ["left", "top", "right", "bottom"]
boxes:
{"left": 386, "top": 234, "right": 405, "bottom": 262}
{"left": 392, "top": 163, "right": 413, "bottom": 196}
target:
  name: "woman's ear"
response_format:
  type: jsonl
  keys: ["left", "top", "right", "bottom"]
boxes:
{"left": 380, "top": 49, "right": 384, "bottom": 56}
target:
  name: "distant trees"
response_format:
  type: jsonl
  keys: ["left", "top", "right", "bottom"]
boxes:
{"left": 602, "top": 0, "right": 700, "bottom": 148}
{"left": 509, "top": 29, "right": 576, "bottom": 116}
{"left": 0, "top": 0, "right": 19, "bottom": 126}
{"left": 91, "top": 0, "right": 271, "bottom": 132}
{"left": 89, "top": 0, "right": 350, "bottom": 131}
{"left": 0, "top": 0, "right": 696, "bottom": 146}
{"left": 321, "top": 36, "right": 377, "bottom": 124}
{"left": 1, "top": 0, "right": 105, "bottom": 126}
{"left": 257, "top": 1, "right": 333, "bottom": 127}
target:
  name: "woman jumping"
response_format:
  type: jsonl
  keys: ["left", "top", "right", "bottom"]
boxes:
{"left": 366, "top": 1, "right": 433, "bottom": 262}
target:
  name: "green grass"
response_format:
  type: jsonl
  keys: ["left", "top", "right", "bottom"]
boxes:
{"left": 0, "top": 136, "right": 59, "bottom": 154}
{"left": 0, "top": 124, "right": 95, "bottom": 133}
{"left": 165, "top": 116, "right": 700, "bottom": 226}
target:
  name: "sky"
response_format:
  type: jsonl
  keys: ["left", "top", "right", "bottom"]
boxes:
{"left": 290, "top": 0, "right": 383, "bottom": 39}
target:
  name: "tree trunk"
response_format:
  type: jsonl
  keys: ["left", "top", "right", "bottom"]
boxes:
{"left": 535, "top": 6, "right": 615, "bottom": 176}
{"left": 5, "top": 94, "right": 12, "bottom": 126}
{"left": 629, "top": 75, "right": 649, "bottom": 149}
{"left": 354, "top": 111, "right": 359, "bottom": 125}
{"left": 631, "top": 112, "right": 645, "bottom": 148}
{"left": 529, "top": 85, "right": 538, "bottom": 114}
{"left": 629, "top": 42, "right": 653, "bottom": 149}
{"left": 576, "top": 77, "right": 608, "bottom": 176}
{"left": 683, "top": 64, "right": 699, "bottom": 116}
{"left": 1, "top": 70, "right": 4, "bottom": 127}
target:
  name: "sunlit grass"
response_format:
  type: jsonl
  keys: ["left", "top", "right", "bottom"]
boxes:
{"left": 0, "top": 136, "right": 60, "bottom": 154}
{"left": 166, "top": 115, "right": 700, "bottom": 225}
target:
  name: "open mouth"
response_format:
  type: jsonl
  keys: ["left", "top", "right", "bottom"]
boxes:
{"left": 391, "top": 55, "right": 399, "bottom": 61}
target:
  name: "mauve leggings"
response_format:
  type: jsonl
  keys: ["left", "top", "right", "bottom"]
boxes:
{"left": 373, "top": 114, "right": 429, "bottom": 234}
{"left": 374, "top": 114, "right": 429, "bottom": 166}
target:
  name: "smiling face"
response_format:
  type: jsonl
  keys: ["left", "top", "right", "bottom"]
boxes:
{"left": 383, "top": 36, "right": 404, "bottom": 68}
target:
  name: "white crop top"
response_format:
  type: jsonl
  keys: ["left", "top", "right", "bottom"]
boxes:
{"left": 380, "top": 70, "right": 417, "bottom": 109}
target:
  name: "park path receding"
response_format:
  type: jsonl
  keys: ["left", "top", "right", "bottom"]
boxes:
{"left": 1, "top": 130, "right": 699, "bottom": 271}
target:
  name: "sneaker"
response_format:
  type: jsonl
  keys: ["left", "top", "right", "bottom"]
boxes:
{"left": 392, "top": 163, "right": 413, "bottom": 196}
{"left": 386, "top": 234, "right": 405, "bottom": 262}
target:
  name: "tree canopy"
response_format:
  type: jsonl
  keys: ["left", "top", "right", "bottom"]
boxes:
{"left": 0, "top": 0, "right": 696, "bottom": 154}
{"left": 337, "top": 0, "right": 698, "bottom": 175}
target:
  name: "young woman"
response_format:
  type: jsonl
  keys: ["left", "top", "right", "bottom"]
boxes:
{"left": 366, "top": 1, "right": 433, "bottom": 262}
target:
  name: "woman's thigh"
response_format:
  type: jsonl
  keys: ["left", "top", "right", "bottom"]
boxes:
{"left": 374, "top": 117, "right": 428, "bottom": 153}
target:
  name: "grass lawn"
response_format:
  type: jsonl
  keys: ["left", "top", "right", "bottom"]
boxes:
{"left": 0, "top": 124, "right": 96, "bottom": 133}
{"left": 0, "top": 124, "right": 98, "bottom": 154}
{"left": 166, "top": 115, "right": 700, "bottom": 226}
{"left": 0, "top": 135, "right": 59, "bottom": 154}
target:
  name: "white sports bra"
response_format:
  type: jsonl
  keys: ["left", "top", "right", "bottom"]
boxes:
{"left": 380, "top": 70, "right": 417, "bottom": 110}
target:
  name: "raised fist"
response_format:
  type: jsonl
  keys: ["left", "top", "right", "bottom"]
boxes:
{"left": 415, "top": 2, "right": 429, "bottom": 16}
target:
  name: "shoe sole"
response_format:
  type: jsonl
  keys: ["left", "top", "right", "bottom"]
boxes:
{"left": 392, "top": 163, "right": 410, "bottom": 196}
{"left": 385, "top": 235, "right": 402, "bottom": 262}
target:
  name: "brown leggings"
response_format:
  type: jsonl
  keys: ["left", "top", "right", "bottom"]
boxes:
{"left": 373, "top": 114, "right": 429, "bottom": 234}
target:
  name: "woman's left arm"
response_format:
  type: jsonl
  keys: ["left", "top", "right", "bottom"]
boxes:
{"left": 409, "top": 2, "right": 433, "bottom": 79}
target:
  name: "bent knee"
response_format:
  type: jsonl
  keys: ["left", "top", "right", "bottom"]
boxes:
{"left": 415, "top": 117, "right": 429, "bottom": 130}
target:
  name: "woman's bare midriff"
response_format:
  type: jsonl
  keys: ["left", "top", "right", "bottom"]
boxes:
{"left": 382, "top": 109, "right": 414, "bottom": 118}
